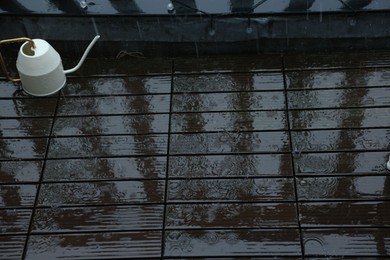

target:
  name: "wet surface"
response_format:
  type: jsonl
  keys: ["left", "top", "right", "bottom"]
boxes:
{"left": 1, "top": 51, "right": 390, "bottom": 259}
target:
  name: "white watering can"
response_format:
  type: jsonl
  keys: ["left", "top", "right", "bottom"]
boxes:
{"left": 0, "top": 35, "right": 100, "bottom": 96}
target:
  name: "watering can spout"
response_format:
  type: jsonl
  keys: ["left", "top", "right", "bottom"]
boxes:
{"left": 64, "top": 35, "right": 100, "bottom": 75}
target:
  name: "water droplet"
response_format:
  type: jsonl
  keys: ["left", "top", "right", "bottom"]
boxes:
{"left": 80, "top": 0, "right": 87, "bottom": 9}
{"left": 167, "top": 3, "right": 175, "bottom": 13}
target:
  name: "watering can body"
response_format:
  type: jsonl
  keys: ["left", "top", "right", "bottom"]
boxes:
{"left": 11, "top": 35, "right": 100, "bottom": 96}
{"left": 17, "top": 39, "right": 66, "bottom": 96}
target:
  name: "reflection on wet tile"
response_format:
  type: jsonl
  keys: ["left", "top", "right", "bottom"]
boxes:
{"left": 303, "top": 229, "right": 390, "bottom": 257}
{"left": 297, "top": 176, "right": 390, "bottom": 200}
{"left": 0, "top": 99, "right": 57, "bottom": 117}
{"left": 57, "top": 95, "right": 170, "bottom": 116}
{"left": 25, "top": 232, "right": 162, "bottom": 259}
{"left": 0, "top": 235, "right": 25, "bottom": 260}
{"left": 164, "top": 229, "right": 301, "bottom": 257}
{"left": 48, "top": 135, "right": 168, "bottom": 158}
{"left": 53, "top": 114, "right": 169, "bottom": 136}
{"left": 166, "top": 203, "right": 297, "bottom": 228}
{"left": 290, "top": 108, "right": 390, "bottom": 130}
{"left": 169, "top": 154, "right": 293, "bottom": 178}
{"left": 32, "top": 205, "right": 164, "bottom": 232}
{"left": 0, "top": 161, "right": 42, "bottom": 183}
{"left": 291, "top": 129, "right": 390, "bottom": 152}
{"left": 174, "top": 54, "right": 283, "bottom": 73}
{"left": 0, "top": 81, "right": 25, "bottom": 98}
{"left": 44, "top": 157, "right": 166, "bottom": 181}
{"left": 294, "top": 152, "right": 389, "bottom": 175}
{"left": 168, "top": 178, "right": 294, "bottom": 202}
{"left": 38, "top": 181, "right": 165, "bottom": 206}
{"left": 0, "top": 118, "right": 52, "bottom": 137}
{"left": 170, "top": 132, "right": 289, "bottom": 154}
{"left": 300, "top": 201, "right": 390, "bottom": 227}
{"left": 286, "top": 68, "right": 390, "bottom": 90}
{"left": 0, "top": 138, "right": 48, "bottom": 160}
{"left": 171, "top": 111, "right": 286, "bottom": 132}
{"left": 63, "top": 76, "right": 171, "bottom": 96}
{"left": 0, "top": 209, "right": 32, "bottom": 234}
{"left": 173, "top": 73, "right": 284, "bottom": 92}
{"left": 172, "top": 92, "right": 285, "bottom": 112}
{"left": 288, "top": 88, "right": 390, "bottom": 109}
{"left": 0, "top": 185, "right": 37, "bottom": 207}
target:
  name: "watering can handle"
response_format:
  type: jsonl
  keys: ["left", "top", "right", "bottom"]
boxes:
{"left": 0, "top": 37, "right": 36, "bottom": 83}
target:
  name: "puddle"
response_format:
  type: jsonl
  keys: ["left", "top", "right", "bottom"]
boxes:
{"left": 168, "top": 178, "right": 295, "bottom": 202}
{"left": 169, "top": 153, "right": 292, "bottom": 178}
{"left": 166, "top": 202, "right": 297, "bottom": 228}
{"left": 44, "top": 157, "right": 166, "bottom": 181}
{"left": 165, "top": 229, "right": 301, "bottom": 257}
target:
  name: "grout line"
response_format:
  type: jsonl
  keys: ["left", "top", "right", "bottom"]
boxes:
{"left": 21, "top": 90, "right": 61, "bottom": 260}
{"left": 281, "top": 54, "right": 306, "bottom": 259}
{"left": 160, "top": 59, "right": 175, "bottom": 259}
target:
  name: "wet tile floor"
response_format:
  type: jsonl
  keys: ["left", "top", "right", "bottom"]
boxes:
{"left": 1, "top": 51, "right": 390, "bottom": 259}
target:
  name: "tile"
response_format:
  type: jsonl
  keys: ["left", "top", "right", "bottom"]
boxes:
{"left": 284, "top": 50, "right": 390, "bottom": 70}
{"left": 168, "top": 154, "right": 293, "bottom": 178}
{"left": 286, "top": 68, "right": 390, "bottom": 90}
{"left": 75, "top": 57, "right": 172, "bottom": 76}
{"left": 62, "top": 76, "right": 171, "bottom": 96}
{"left": 167, "top": 178, "right": 295, "bottom": 202}
{"left": 289, "top": 108, "right": 390, "bottom": 130}
{"left": 286, "top": 70, "right": 350, "bottom": 89}
{"left": 297, "top": 176, "right": 390, "bottom": 201}
{"left": 166, "top": 203, "right": 297, "bottom": 229}
{"left": 171, "top": 111, "right": 287, "bottom": 132}
{"left": 38, "top": 180, "right": 165, "bottom": 206}
{"left": 294, "top": 152, "right": 389, "bottom": 175}
{"left": 0, "top": 209, "right": 32, "bottom": 234}
{"left": 53, "top": 114, "right": 169, "bottom": 136}
{"left": 291, "top": 129, "right": 390, "bottom": 152}
{"left": 25, "top": 232, "right": 162, "bottom": 259}
{"left": 47, "top": 135, "right": 168, "bottom": 158}
{"left": 0, "top": 118, "right": 52, "bottom": 137}
{"left": 172, "top": 91, "right": 285, "bottom": 112}
{"left": 169, "top": 132, "right": 289, "bottom": 154}
{"left": 57, "top": 95, "right": 170, "bottom": 116}
{"left": 0, "top": 161, "right": 42, "bottom": 183}
{"left": 0, "top": 184, "right": 37, "bottom": 208}
{"left": 303, "top": 228, "right": 390, "bottom": 257}
{"left": 288, "top": 88, "right": 390, "bottom": 109}
{"left": 0, "top": 98, "right": 57, "bottom": 118}
{"left": 32, "top": 205, "right": 164, "bottom": 232}
{"left": 174, "top": 54, "right": 282, "bottom": 73}
{"left": 164, "top": 229, "right": 301, "bottom": 257}
{"left": 0, "top": 235, "right": 26, "bottom": 260}
{"left": 173, "top": 73, "right": 284, "bottom": 93}
{"left": 0, "top": 138, "right": 48, "bottom": 160}
{"left": 44, "top": 157, "right": 166, "bottom": 181}
{"left": 300, "top": 201, "right": 390, "bottom": 227}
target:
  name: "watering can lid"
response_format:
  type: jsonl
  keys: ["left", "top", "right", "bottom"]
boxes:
{"left": 20, "top": 39, "right": 51, "bottom": 58}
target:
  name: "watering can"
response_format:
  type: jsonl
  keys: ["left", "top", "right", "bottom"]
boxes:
{"left": 0, "top": 35, "right": 100, "bottom": 96}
